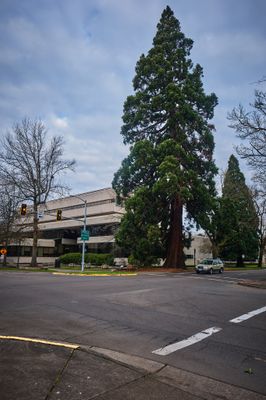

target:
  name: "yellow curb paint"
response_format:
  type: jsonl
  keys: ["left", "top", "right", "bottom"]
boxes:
{"left": 0, "top": 335, "right": 79, "bottom": 350}
{"left": 52, "top": 272, "right": 137, "bottom": 277}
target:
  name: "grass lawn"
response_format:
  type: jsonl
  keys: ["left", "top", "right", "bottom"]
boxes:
{"left": 224, "top": 263, "right": 266, "bottom": 270}
{"left": 0, "top": 263, "right": 265, "bottom": 274}
{"left": 0, "top": 265, "right": 136, "bottom": 275}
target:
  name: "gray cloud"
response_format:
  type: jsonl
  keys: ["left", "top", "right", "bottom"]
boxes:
{"left": 0, "top": 0, "right": 265, "bottom": 193}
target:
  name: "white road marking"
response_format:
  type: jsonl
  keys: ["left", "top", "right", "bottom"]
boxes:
{"left": 152, "top": 326, "right": 222, "bottom": 356}
{"left": 230, "top": 306, "right": 266, "bottom": 323}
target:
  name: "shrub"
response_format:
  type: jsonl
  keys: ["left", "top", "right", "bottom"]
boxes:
{"left": 60, "top": 252, "right": 114, "bottom": 266}
{"left": 60, "top": 253, "right": 81, "bottom": 265}
{"left": 128, "top": 255, "right": 140, "bottom": 267}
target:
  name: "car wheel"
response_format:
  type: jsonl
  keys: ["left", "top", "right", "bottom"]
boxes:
{"left": 209, "top": 268, "right": 213, "bottom": 275}
{"left": 219, "top": 267, "right": 223, "bottom": 274}
{"left": 196, "top": 270, "right": 200, "bottom": 274}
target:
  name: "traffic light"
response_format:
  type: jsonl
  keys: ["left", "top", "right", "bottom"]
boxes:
{"left": 21, "top": 204, "right": 27, "bottom": 216}
{"left": 56, "top": 209, "right": 62, "bottom": 221}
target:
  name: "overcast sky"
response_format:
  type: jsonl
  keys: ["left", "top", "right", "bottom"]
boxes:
{"left": 0, "top": 0, "right": 265, "bottom": 195}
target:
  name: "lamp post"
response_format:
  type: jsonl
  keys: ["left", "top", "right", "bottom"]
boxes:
{"left": 69, "top": 195, "right": 88, "bottom": 272}
{"left": 81, "top": 200, "right": 87, "bottom": 272}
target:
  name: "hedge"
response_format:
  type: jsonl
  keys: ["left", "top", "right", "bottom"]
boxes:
{"left": 59, "top": 252, "right": 114, "bottom": 266}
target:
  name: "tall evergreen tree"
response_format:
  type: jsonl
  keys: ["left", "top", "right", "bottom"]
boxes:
{"left": 113, "top": 7, "right": 218, "bottom": 267}
{"left": 219, "top": 155, "right": 258, "bottom": 267}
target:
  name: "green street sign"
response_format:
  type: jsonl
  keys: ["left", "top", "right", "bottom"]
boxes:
{"left": 81, "top": 230, "right": 89, "bottom": 241}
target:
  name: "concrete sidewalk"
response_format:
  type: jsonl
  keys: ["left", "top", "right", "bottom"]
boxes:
{"left": 0, "top": 338, "right": 265, "bottom": 400}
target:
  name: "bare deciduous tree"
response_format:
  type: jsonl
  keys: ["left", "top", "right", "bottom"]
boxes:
{"left": 228, "top": 83, "right": 266, "bottom": 187}
{"left": 0, "top": 118, "right": 75, "bottom": 267}
{"left": 251, "top": 186, "right": 266, "bottom": 268}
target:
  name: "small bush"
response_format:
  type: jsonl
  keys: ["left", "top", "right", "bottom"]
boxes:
{"left": 60, "top": 253, "right": 81, "bottom": 265}
{"left": 128, "top": 255, "right": 140, "bottom": 267}
{"left": 60, "top": 252, "right": 114, "bottom": 266}
{"left": 128, "top": 253, "right": 160, "bottom": 268}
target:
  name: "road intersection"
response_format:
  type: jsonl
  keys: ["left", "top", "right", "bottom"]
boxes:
{"left": 0, "top": 269, "right": 265, "bottom": 398}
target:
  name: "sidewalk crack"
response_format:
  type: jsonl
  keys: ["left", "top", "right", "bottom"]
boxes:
{"left": 44, "top": 348, "right": 76, "bottom": 400}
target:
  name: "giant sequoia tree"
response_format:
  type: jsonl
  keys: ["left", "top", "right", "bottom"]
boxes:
{"left": 113, "top": 7, "right": 218, "bottom": 267}
{"left": 219, "top": 155, "right": 258, "bottom": 267}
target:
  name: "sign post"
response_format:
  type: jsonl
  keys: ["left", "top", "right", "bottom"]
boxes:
{"left": 81, "top": 230, "right": 89, "bottom": 241}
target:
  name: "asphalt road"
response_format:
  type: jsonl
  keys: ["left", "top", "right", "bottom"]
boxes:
{"left": 0, "top": 269, "right": 265, "bottom": 396}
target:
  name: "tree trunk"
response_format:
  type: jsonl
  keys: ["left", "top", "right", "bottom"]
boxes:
{"left": 212, "top": 242, "right": 219, "bottom": 258}
{"left": 164, "top": 194, "right": 184, "bottom": 268}
{"left": 257, "top": 237, "right": 265, "bottom": 268}
{"left": 236, "top": 254, "right": 244, "bottom": 268}
{"left": 30, "top": 202, "right": 38, "bottom": 268}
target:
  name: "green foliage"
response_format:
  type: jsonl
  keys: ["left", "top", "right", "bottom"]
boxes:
{"left": 60, "top": 253, "right": 81, "bottom": 265}
{"left": 115, "top": 186, "right": 165, "bottom": 266}
{"left": 113, "top": 7, "right": 218, "bottom": 267}
{"left": 127, "top": 255, "right": 138, "bottom": 266}
{"left": 219, "top": 155, "right": 259, "bottom": 265}
{"left": 60, "top": 253, "right": 114, "bottom": 266}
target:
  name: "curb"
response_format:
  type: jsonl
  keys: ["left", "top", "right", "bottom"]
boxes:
{"left": 0, "top": 335, "right": 79, "bottom": 349}
{"left": 52, "top": 272, "right": 138, "bottom": 277}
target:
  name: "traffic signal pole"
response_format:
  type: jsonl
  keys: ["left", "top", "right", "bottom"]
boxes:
{"left": 68, "top": 195, "right": 89, "bottom": 272}
{"left": 81, "top": 200, "right": 87, "bottom": 272}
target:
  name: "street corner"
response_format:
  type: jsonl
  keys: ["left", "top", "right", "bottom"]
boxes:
{"left": 47, "top": 348, "right": 143, "bottom": 400}
{"left": 0, "top": 337, "right": 144, "bottom": 400}
{"left": 0, "top": 338, "right": 73, "bottom": 400}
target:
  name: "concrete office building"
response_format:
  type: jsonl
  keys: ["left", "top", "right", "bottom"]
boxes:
{"left": 7, "top": 188, "right": 125, "bottom": 265}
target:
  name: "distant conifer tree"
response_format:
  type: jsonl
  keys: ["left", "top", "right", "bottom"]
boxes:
{"left": 219, "top": 155, "right": 259, "bottom": 267}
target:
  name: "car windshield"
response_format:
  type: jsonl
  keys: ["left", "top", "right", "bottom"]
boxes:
{"left": 201, "top": 259, "right": 213, "bottom": 265}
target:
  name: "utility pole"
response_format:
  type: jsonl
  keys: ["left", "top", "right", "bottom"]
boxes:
{"left": 81, "top": 200, "right": 87, "bottom": 272}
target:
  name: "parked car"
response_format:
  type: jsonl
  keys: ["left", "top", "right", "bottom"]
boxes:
{"left": 195, "top": 258, "right": 224, "bottom": 274}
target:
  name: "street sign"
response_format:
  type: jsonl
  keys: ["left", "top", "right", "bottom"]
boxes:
{"left": 81, "top": 230, "right": 89, "bottom": 241}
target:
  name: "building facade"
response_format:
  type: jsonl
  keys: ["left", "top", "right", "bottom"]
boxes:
{"left": 7, "top": 188, "right": 125, "bottom": 265}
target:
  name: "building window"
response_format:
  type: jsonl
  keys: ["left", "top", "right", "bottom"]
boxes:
{"left": 22, "top": 246, "right": 32, "bottom": 256}
{"left": 43, "top": 247, "right": 55, "bottom": 257}
{"left": 37, "top": 247, "right": 55, "bottom": 257}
